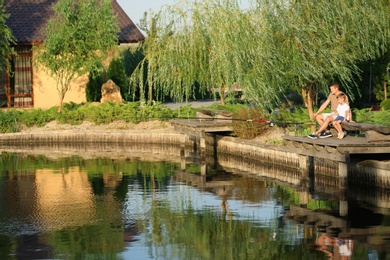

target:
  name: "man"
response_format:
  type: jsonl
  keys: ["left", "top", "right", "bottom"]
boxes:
{"left": 311, "top": 82, "right": 351, "bottom": 138}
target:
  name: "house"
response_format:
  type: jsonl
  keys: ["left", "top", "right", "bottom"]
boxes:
{"left": 1, "top": 0, "right": 144, "bottom": 109}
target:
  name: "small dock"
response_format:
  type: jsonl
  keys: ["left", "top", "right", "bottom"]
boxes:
{"left": 170, "top": 119, "right": 233, "bottom": 134}
{"left": 171, "top": 118, "right": 390, "bottom": 188}
{"left": 283, "top": 134, "right": 390, "bottom": 162}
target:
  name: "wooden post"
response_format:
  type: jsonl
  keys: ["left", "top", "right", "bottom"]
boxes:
{"left": 201, "top": 163, "right": 207, "bottom": 176}
{"left": 180, "top": 145, "right": 186, "bottom": 171}
{"left": 200, "top": 130, "right": 206, "bottom": 151}
{"left": 339, "top": 162, "right": 348, "bottom": 188}
{"left": 339, "top": 190, "right": 348, "bottom": 217}
{"left": 298, "top": 155, "right": 313, "bottom": 175}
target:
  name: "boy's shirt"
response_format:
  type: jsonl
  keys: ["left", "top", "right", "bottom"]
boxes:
{"left": 336, "top": 103, "right": 350, "bottom": 120}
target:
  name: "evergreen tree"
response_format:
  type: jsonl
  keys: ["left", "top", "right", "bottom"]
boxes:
{"left": 0, "top": 0, "right": 15, "bottom": 72}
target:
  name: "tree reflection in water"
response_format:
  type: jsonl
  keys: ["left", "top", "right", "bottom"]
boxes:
{"left": 0, "top": 153, "right": 389, "bottom": 259}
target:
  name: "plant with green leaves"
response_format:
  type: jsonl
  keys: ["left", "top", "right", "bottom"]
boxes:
{"left": 33, "top": 0, "right": 120, "bottom": 112}
{"left": 107, "top": 56, "right": 129, "bottom": 100}
{"left": 131, "top": 0, "right": 390, "bottom": 117}
{"left": 0, "top": 0, "right": 15, "bottom": 72}
{"left": 86, "top": 63, "right": 104, "bottom": 102}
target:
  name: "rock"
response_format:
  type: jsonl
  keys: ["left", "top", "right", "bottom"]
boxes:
{"left": 100, "top": 80, "right": 123, "bottom": 103}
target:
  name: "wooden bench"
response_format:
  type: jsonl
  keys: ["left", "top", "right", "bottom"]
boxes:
{"left": 341, "top": 122, "right": 390, "bottom": 142}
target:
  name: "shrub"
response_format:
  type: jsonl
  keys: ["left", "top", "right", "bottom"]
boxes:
{"left": 18, "top": 108, "right": 57, "bottom": 127}
{"left": 380, "top": 99, "right": 390, "bottom": 111}
{"left": 106, "top": 56, "right": 128, "bottom": 100}
{"left": 0, "top": 110, "right": 20, "bottom": 133}
{"left": 86, "top": 65, "right": 104, "bottom": 102}
{"left": 231, "top": 107, "right": 269, "bottom": 139}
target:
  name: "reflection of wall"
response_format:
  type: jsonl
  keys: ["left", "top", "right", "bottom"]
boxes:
{"left": 35, "top": 167, "right": 95, "bottom": 229}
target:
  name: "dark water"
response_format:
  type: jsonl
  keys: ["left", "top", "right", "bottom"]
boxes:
{"left": 0, "top": 152, "right": 389, "bottom": 259}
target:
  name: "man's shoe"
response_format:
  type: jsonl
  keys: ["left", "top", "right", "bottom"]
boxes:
{"left": 307, "top": 133, "right": 318, "bottom": 139}
{"left": 319, "top": 132, "right": 333, "bottom": 138}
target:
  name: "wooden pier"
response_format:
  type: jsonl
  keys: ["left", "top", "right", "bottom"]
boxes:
{"left": 171, "top": 118, "right": 390, "bottom": 188}
{"left": 283, "top": 134, "right": 390, "bottom": 186}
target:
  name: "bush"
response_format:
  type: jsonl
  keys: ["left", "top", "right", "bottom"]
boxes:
{"left": 106, "top": 56, "right": 128, "bottom": 100}
{"left": 231, "top": 107, "right": 269, "bottom": 139}
{"left": 86, "top": 65, "right": 104, "bottom": 102}
{"left": 0, "top": 110, "right": 20, "bottom": 133}
{"left": 380, "top": 99, "right": 390, "bottom": 111}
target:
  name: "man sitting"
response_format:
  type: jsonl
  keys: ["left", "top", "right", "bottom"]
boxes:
{"left": 308, "top": 93, "right": 350, "bottom": 139}
{"left": 311, "top": 82, "right": 351, "bottom": 138}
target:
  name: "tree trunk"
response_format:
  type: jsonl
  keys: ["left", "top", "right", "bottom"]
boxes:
{"left": 384, "top": 81, "right": 387, "bottom": 100}
{"left": 149, "top": 85, "right": 153, "bottom": 102}
{"left": 301, "top": 86, "right": 314, "bottom": 119}
{"left": 219, "top": 83, "right": 226, "bottom": 106}
{"left": 58, "top": 95, "right": 64, "bottom": 113}
{"left": 301, "top": 85, "right": 315, "bottom": 132}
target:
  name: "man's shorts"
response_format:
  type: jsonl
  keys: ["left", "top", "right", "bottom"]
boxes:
{"left": 322, "top": 113, "right": 332, "bottom": 121}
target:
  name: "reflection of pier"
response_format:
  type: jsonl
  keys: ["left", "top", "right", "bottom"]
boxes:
{"left": 172, "top": 170, "right": 237, "bottom": 197}
{"left": 286, "top": 205, "right": 390, "bottom": 253}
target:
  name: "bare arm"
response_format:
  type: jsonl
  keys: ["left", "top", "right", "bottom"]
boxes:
{"left": 349, "top": 109, "right": 354, "bottom": 122}
{"left": 312, "top": 99, "right": 330, "bottom": 119}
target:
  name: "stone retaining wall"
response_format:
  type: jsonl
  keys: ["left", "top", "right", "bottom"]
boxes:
{"left": 0, "top": 130, "right": 388, "bottom": 189}
{"left": 0, "top": 131, "right": 193, "bottom": 146}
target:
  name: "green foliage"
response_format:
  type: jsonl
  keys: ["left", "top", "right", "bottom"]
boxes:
{"left": 18, "top": 107, "right": 57, "bottom": 127}
{"left": 171, "top": 105, "right": 196, "bottom": 118}
{"left": 33, "top": 0, "right": 120, "bottom": 112}
{"left": 106, "top": 56, "right": 129, "bottom": 100}
{"left": 0, "top": 109, "right": 20, "bottom": 133}
{"left": 273, "top": 107, "right": 313, "bottom": 136}
{"left": 0, "top": 0, "right": 15, "bottom": 72}
{"left": 354, "top": 108, "right": 390, "bottom": 126}
{"left": 380, "top": 99, "right": 390, "bottom": 111}
{"left": 86, "top": 64, "right": 104, "bottom": 102}
{"left": 2, "top": 103, "right": 390, "bottom": 135}
{"left": 131, "top": 0, "right": 390, "bottom": 113}
{"left": 120, "top": 45, "right": 145, "bottom": 101}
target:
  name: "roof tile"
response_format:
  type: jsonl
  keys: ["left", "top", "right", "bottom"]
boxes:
{"left": 4, "top": 0, "right": 145, "bottom": 44}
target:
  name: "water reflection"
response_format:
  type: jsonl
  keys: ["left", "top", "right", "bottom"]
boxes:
{"left": 315, "top": 233, "right": 354, "bottom": 259}
{"left": 0, "top": 152, "right": 389, "bottom": 259}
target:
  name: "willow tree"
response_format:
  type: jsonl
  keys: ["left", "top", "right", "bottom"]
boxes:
{"left": 130, "top": 1, "right": 250, "bottom": 105}
{"left": 0, "top": 0, "right": 15, "bottom": 72}
{"left": 131, "top": 0, "right": 390, "bottom": 114}
{"left": 251, "top": 0, "right": 390, "bottom": 117}
{"left": 34, "top": 0, "right": 120, "bottom": 112}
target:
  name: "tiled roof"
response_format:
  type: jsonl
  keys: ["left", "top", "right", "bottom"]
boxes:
{"left": 4, "top": 0, "right": 145, "bottom": 44}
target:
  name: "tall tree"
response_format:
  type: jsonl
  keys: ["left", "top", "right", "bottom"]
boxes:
{"left": 34, "top": 0, "right": 120, "bottom": 112}
{"left": 130, "top": 0, "right": 390, "bottom": 115}
{"left": 0, "top": 0, "right": 15, "bottom": 72}
{"left": 256, "top": 0, "right": 390, "bottom": 117}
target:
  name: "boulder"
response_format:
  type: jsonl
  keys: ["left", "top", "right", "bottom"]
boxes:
{"left": 100, "top": 80, "right": 123, "bottom": 103}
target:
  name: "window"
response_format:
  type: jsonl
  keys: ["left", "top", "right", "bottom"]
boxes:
{"left": 0, "top": 45, "right": 33, "bottom": 108}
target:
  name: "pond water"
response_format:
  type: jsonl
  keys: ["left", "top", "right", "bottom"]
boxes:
{"left": 0, "top": 151, "right": 389, "bottom": 259}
